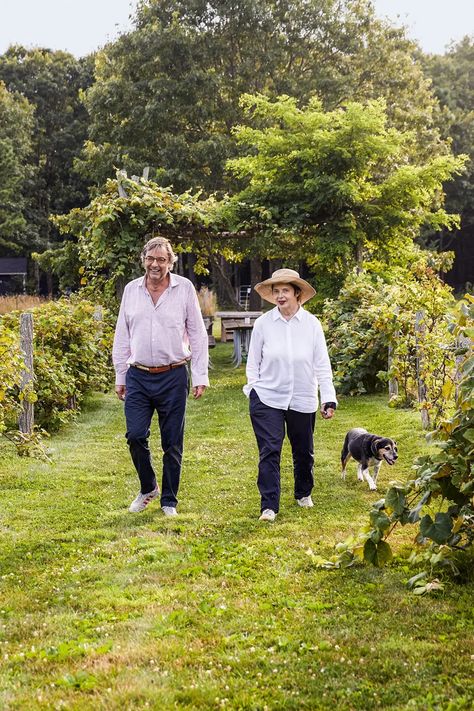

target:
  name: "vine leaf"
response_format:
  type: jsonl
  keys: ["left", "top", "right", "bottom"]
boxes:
{"left": 419, "top": 512, "right": 453, "bottom": 544}
{"left": 385, "top": 486, "right": 407, "bottom": 515}
{"left": 407, "top": 490, "right": 431, "bottom": 523}
{"left": 363, "top": 539, "right": 393, "bottom": 567}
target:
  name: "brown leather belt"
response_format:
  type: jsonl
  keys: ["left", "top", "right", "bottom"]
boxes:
{"left": 132, "top": 360, "right": 188, "bottom": 374}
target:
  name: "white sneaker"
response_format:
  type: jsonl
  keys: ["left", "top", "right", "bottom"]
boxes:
{"left": 297, "top": 496, "right": 314, "bottom": 508}
{"left": 259, "top": 509, "right": 276, "bottom": 522}
{"left": 129, "top": 487, "right": 159, "bottom": 513}
{"left": 162, "top": 506, "right": 178, "bottom": 517}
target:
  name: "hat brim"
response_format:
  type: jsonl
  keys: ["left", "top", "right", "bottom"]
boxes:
{"left": 254, "top": 276, "right": 316, "bottom": 305}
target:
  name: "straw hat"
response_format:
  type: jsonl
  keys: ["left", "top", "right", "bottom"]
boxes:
{"left": 254, "top": 268, "right": 316, "bottom": 305}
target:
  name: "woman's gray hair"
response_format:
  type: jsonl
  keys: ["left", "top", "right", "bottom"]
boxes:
{"left": 141, "top": 235, "right": 178, "bottom": 269}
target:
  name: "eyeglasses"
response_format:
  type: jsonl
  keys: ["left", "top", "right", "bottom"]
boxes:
{"left": 144, "top": 256, "right": 168, "bottom": 265}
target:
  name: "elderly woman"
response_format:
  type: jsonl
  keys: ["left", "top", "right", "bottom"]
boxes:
{"left": 244, "top": 269, "right": 337, "bottom": 521}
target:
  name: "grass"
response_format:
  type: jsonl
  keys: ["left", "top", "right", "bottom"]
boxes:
{"left": 0, "top": 295, "right": 50, "bottom": 315}
{"left": 0, "top": 344, "right": 472, "bottom": 710}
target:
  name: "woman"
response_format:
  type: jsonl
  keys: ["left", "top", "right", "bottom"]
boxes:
{"left": 244, "top": 269, "right": 337, "bottom": 521}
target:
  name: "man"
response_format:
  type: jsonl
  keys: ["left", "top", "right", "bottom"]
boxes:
{"left": 113, "top": 236, "right": 209, "bottom": 516}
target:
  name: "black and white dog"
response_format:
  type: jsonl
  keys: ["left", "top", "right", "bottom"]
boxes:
{"left": 341, "top": 428, "right": 398, "bottom": 491}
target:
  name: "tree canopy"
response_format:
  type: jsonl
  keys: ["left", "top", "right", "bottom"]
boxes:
{"left": 424, "top": 36, "right": 474, "bottom": 288}
{"left": 78, "top": 0, "right": 444, "bottom": 193}
{"left": 0, "top": 81, "right": 34, "bottom": 255}
{"left": 224, "top": 94, "right": 466, "bottom": 296}
{"left": 0, "top": 46, "right": 94, "bottom": 256}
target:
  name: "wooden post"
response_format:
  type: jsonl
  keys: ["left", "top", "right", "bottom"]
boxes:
{"left": 455, "top": 334, "right": 471, "bottom": 398}
{"left": 19, "top": 312, "right": 34, "bottom": 435}
{"left": 415, "top": 310, "right": 430, "bottom": 429}
{"left": 388, "top": 343, "right": 398, "bottom": 399}
{"left": 388, "top": 307, "right": 399, "bottom": 400}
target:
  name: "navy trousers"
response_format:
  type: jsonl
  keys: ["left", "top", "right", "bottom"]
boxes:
{"left": 124, "top": 365, "right": 189, "bottom": 506}
{"left": 249, "top": 389, "right": 315, "bottom": 513}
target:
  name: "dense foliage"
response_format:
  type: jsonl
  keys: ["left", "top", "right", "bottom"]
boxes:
{"left": 424, "top": 36, "right": 474, "bottom": 289}
{"left": 316, "top": 295, "right": 474, "bottom": 591}
{"left": 0, "top": 320, "right": 24, "bottom": 434}
{"left": 0, "top": 47, "right": 94, "bottom": 258}
{"left": 1, "top": 298, "right": 114, "bottom": 434}
{"left": 0, "top": 81, "right": 34, "bottom": 254}
{"left": 47, "top": 174, "right": 235, "bottom": 300}
{"left": 225, "top": 94, "right": 465, "bottom": 297}
{"left": 78, "top": 0, "right": 444, "bottom": 192}
{"left": 323, "top": 252, "right": 458, "bottom": 424}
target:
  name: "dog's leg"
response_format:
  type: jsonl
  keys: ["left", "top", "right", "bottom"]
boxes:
{"left": 341, "top": 453, "right": 351, "bottom": 481}
{"left": 357, "top": 464, "right": 364, "bottom": 481}
{"left": 362, "top": 468, "right": 377, "bottom": 491}
{"left": 373, "top": 461, "right": 382, "bottom": 486}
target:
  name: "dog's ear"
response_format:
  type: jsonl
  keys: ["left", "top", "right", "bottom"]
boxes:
{"left": 372, "top": 438, "right": 384, "bottom": 455}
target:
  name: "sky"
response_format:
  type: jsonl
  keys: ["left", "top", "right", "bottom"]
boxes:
{"left": 0, "top": 0, "right": 473, "bottom": 58}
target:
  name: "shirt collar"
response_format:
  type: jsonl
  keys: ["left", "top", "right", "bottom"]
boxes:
{"left": 272, "top": 305, "right": 303, "bottom": 322}
{"left": 139, "top": 272, "right": 178, "bottom": 289}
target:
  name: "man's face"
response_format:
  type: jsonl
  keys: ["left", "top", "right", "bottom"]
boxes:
{"left": 143, "top": 246, "right": 171, "bottom": 283}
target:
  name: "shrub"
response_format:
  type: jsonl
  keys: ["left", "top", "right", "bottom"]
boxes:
{"left": 315, "top": 295, "right": 474, "bottom": 590}
{"left": 1, "top": 297, "right": 114, "bottom": 433}
{"left": 0, "top": 322, "right": 24, "bottom": 434}
{"left": 321, "top": 255, "right": 457, "bottom": 423}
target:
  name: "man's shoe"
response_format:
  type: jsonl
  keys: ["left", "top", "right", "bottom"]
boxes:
{"left": 162, "top": 506, "right": 178, "bottom": 517}
{"left": 129, "top": 487, "right": 159, "bottom": 513}
{"left": 259, "top": 509, "right": 276, "bottom": 522}
{"left": 296, "top": 496, "right": 314, "bottom": 508}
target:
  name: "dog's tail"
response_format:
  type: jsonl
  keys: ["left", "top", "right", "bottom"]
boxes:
{"left": 341, "top": 432, "right": 351, "bottom": 471}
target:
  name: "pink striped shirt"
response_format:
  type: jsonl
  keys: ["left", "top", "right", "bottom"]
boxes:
{"left": 112, "top": 273, "right": 209, "bottom": 387}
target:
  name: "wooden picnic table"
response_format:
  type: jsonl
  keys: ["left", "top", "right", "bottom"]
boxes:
{"left": 215, "top": 311, "right": 262, "bottom": 343}
{"left": 215, "top": 311, "right": 262, "bottom": 366}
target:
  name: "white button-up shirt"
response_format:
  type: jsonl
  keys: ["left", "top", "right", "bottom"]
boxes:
{"left": 112, "top": 273, "right": 209, "bottom": 387}
{"left": 243, "top": 306, "right": 337, "bottom": 413}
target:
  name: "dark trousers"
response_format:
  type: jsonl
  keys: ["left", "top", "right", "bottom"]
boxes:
{"left": 249, "top": 389, "right": 315, "bottom": 513}
{"left": 124, "top": 365, "right": 188, "bottom": 506}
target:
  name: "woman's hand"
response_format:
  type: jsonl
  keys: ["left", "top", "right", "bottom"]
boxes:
{"left": 320, "top": 404, "right": 335, "bottom": 419}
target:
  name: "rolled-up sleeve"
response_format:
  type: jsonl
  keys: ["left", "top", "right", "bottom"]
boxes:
{"left": 313, "top": 321, "right": 337, "bottom": 405}
{"left": 243, "top": 319, "right": 263, "bottom": 397}
{"left": 185, "top": 284, "right": 209, "bottom": 387}
{"left": 112, "top": 289, "right": 131, "bottom": 386}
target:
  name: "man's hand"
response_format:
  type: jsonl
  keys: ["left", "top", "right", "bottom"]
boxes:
{"left": 320, "top": 404, "right": 335, "bottom": 419}
{"left": 115, "top": 385, "right": 126, "bottom": 401}
{"left": 192, "top": 385, "right": 206, "bottom": 399}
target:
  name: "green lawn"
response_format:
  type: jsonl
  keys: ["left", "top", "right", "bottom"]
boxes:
{"left": 0, "top": 344, "right": 473, "bottom": 710}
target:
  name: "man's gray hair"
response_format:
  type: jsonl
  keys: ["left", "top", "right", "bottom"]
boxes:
{"left": 141, "top": 235, "right": 178, "bottom": 269}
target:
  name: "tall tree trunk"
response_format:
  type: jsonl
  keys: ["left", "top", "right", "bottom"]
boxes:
{"left": 187, "top": 253, "right": 197, "bottom": 285}
{"left": 249, "top": 258, "right": 262, "bottom": 310}
{"left": 210, "top": 255, "right": 240, "bottom": 309}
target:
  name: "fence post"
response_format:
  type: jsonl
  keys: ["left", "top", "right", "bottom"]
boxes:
{"left": 19, "top": 312, "right": 34, "bottom": 435}
{"left": 388, "top": 342, "right": 398, "bottom": 399}
{"left": 455, "top": 334, "right": 471, "bottom": 398}
{"left": 415, "top": 310, "right": 430, "bottom": 429}
{"left": 388, "top": 307, "right": 399, "bottom": 400}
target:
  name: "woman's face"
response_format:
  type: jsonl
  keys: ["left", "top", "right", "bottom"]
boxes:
{"left": 272, "top": 283, "right": 299, "bottom": 311}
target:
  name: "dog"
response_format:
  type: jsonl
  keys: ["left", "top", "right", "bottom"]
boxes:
{"left": 341, "top": 428, "right": 398, "bottom": 491}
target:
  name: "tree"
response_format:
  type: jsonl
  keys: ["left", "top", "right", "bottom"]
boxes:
{"left": 224, "top": 94, "right": 466, "bottom": 298}
{"left": 424, "top": 36, "right": 474, "bottom": 290}
{"left": 78, "top": 0, "right": 443, "bottom": 193}
{"left": 0, "top": 46, "right": 94, "bottom": 257}
{"left": 0, "top": 81, "right": 35, "bottom": 255}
